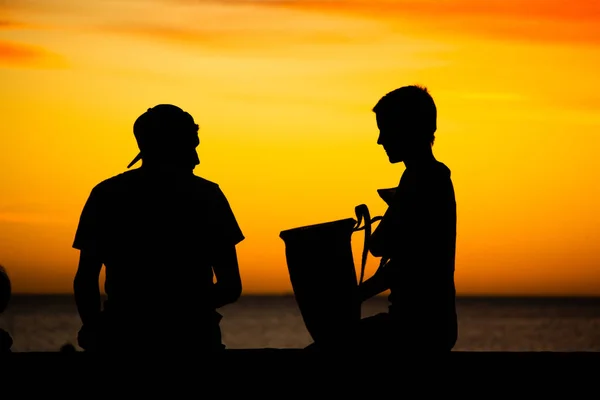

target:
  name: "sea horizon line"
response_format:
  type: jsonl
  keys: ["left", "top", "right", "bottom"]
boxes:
{"left": 7, "top": 293, "right": 600, "bottom": 301}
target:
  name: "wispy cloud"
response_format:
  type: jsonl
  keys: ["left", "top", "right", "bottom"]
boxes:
{"left": 0, "top": 18, "right": 55, "bottom": 31}
{"left": 0, "top": 203, "right": 71, "bottom": 225}
{"left": 3, "top": 0, "right": 600, "bottom": 47}
{"left": 453, "top": 92, "right": 527, "bottom": 102}
{"left": 0, "top": 212, "right": 64, "bottom": 225}
{"left": 209, "top": 0, "right": 600, "bottom": 46}
{"left": 92, "top": 0, "right": 390, "bottom": 55}
{"left": 223, "top": 0, "right": 599, "bottom": 23}
{"left": 0, "top": 19, "right": 27, "bottom": 30}
{"left": 1, "top": 0, "right": 390, "bottom": 55}
{"left": 102, "top": 20, "right": 373, "bottom": 53}
{"left": 0, "top": 39, "right": 66, "bottom": 68}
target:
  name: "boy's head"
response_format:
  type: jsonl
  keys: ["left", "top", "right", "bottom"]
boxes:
{"left": 127, "top": 104, "right": 201, "bottom": 170}
{"left": 373, "top": 85, "right": 437, "bottom": 163}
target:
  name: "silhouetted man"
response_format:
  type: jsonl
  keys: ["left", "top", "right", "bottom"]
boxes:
{"left": 73, "top": 104, "right": 245, "bottom": 352}
{"left": 356, "top": 85, "right": 458, "bottom": 352}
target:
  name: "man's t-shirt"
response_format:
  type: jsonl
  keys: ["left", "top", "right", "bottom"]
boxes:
{"left": 72, "top": 168, "right": 244, "bottom": 331}
{"left": 369, "top": 160, "right": 457, "bottom": 349}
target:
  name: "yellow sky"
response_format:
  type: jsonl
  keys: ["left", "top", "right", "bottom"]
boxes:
{"left": 1, "top": 0, "right": 599, "bottom": 295}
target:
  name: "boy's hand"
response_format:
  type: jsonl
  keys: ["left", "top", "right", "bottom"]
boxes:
{"left": 77, "top": 319, "right": 102, "bottom": 351}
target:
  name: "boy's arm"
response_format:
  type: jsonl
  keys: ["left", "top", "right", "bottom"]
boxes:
{"left": 72, "top": 186, "right": 104, "bottom": 328}
{"left": 73, "top": 250, "right": 103, "bottom": 327}
{"left": 358, "top": 264, "right": 389, "bottom": 302}
{"left": 361, "top": 187, "right": 402, "bottom": 300}
{"left": 209, "top": 185, "right": 245, "bottom": 309}
{"left": 369, "top": 203, "right": 399, "bottom": 258}
{"left": 211, "top": 244, "right": 242, "bottom": 309}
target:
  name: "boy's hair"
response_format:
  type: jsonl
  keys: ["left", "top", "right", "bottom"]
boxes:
{"left": 372, "top": 85, "right": 437, "bottom": 145}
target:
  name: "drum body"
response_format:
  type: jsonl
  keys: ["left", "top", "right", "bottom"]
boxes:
{"left": 280, "top": 218, "right": 361, "bottom": 344}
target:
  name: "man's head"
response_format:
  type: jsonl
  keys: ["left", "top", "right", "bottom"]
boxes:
{"left": 127, "top": 104, "right": 200, "bottom": 170}
{"left": 372, "top": 85, "right": 437, "bottom": 163}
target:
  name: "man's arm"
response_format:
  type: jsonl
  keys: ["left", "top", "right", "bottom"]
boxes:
{"left": 211, "top": 244, "right": 242, "bottom": 309}
{"left": 361, "top": 209, "right": 394, "bottom": 300}
{"left": 369, "top": 201, "right": 400, "bottom": 258}
{"left": 369, "top": 222, "right": 387, "bottom": 258}
{"left": 73, "top": 250, "right": 103, "bottom": 327}
{"left": 362, "top": 195, "right": 403, "bottom": 300}
{"left": 209, "top": 185, "right": 244, "bottom": 309}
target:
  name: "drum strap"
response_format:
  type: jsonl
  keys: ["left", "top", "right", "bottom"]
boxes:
{"left": 353, "top": 204, "right": 383, "bottom": 285}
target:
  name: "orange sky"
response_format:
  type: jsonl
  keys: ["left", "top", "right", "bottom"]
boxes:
{"left": 1, "top": 0, "right": 599, "bottom": 295}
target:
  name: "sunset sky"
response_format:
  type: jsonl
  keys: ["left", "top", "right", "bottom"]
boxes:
{"left": 1, "top": 0, "right": 599, "bottom": 295}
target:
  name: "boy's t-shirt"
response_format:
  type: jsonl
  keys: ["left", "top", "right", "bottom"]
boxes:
{"left": 73, "top": 168, "right": 244, "bottom": 332}
{"left": 369, "top": 160, "right": 457, "bottom": 348}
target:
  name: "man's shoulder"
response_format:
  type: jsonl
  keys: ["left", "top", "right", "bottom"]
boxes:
{"left": 416, "top": 161, "right": 453, "bottom": 182}
{"left": 190, "top": 174, "right": 220, "bottom": 190}
{"left": 189, "top": 175, "right": 229, "bottom": 202}
{"left": 89, "top": 170, "right": 225, "bottom": 203}
{"left": 403, "top": 161, "right": 452, "bottom": 182}
{"left": 91, "top": 170, "right": 142, "bottom": 193}
{"left": 433, "top": 161, "right": 451, "bottom": 175}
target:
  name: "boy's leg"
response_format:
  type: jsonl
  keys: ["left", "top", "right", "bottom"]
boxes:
{"left": 304, "top": 312, "right": 396, "bottom": 351}
{"left": 354, "top": 312, "right": 395, "bottom": 351}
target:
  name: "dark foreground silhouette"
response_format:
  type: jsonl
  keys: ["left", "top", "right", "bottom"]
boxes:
{"left": 0, "top": 265, "right": 12, "bottom": 352}
{"left": 72, "top": 104, "right": 245, "bottom": 352}
{"left": 282, "top": 85, "right": 458, "bottom": 352}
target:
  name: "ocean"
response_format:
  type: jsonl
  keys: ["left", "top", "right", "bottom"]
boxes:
{"left": 0, "top": 295, "right": 599, "bottom": 352}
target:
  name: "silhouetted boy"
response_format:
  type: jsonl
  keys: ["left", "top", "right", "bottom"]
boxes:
{"left": 356, "top": 85, "right": 458, "bottom": 352}
{"left": 73, "top": 104, "right": 245, "bottom": 352}
{"left": 0, "top": 265, "right": 12, "bottom": 352}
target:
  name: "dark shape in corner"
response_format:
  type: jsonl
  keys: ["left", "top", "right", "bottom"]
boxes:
{"left": 72, "top": 104, "right": 245, "bottom": 352}
{"left": 0, "top": 264, "right": 13, "bottom": 352}
{"left": 60, "top": 343, "right": 77, "bottom": 352}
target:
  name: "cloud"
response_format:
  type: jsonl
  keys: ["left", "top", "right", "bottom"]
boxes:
{"left": 0, "top": 19, "right": 26, "bottom": 29}
{"left": 0, "top": 211, "right": 68, "bottom": 225}
{"left": 223, "top": 0, "right": 598, "bottom": 23}
{"left": 0, "top": 18, "right": 52, "bottom": 31}
{"left": 0, "top": 202, "right": 74, "bottom": 225}
{"left": 94, "top": 2, "right": 389, "bottom": 55}
{"left": 454, "top": 92, "right": 527, "bottom": 102}
{"left": 204, "top": 0, "right": 600, "bottom": 46}
{"left": 4, "top": 0, "right": 600, "bottom": 47}
{"left": 0, "top": 39, "right": 66, "bottom": 68}
{"left": 103, "top": 21, "right": 376, "bottom": 53}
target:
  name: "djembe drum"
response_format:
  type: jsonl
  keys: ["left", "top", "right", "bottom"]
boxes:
{"left": 279, "top": 204, "right": 381, "bottom": 346}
